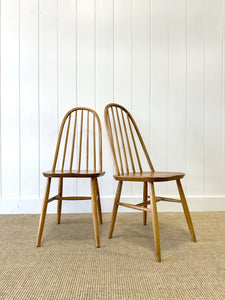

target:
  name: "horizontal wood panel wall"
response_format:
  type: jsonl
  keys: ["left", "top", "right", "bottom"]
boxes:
{"left": 0, "top": 0, "right": 225, "bottom": 213}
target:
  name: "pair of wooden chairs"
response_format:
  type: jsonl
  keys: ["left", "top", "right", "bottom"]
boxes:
{"left": 36, "top": 104, "right": 196, "bottom": 262}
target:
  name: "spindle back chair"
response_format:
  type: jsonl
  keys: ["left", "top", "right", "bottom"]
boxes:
{"left": 104, "top": 103, "right": 196, "bottom": 261}
{"left": 37, "top": 107, "right": 105, "bottom": 248}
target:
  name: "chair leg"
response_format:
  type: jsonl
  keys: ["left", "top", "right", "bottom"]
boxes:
{"left": 96, "top": 180, "right": 103, "bottom": 224}
{"left": 91, "top": 178, "right": 100, "bottom": 248}
{"left": 176, "top": 179, "right": 197, "bottom": 242}
{"left": 149, "top": 182, "right": 161, "bottom": 262}
{"left": 57, "top": 178, "right": 63, "bottom": 224}
{"left": 109, "top": 181, "right": 123, "bottom": 239}
{"left": 143, "top": 182, "right": 148, "bottom": 225}
{"left": 36, "top": 178, "right": 51, "bottom": 247}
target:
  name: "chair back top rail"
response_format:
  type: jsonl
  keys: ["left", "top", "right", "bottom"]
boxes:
{"left": 104, "top": 103, "right": 154, "bottom": 176}
{"left": 52, "top": 107, "right": 103, "bottom": 173}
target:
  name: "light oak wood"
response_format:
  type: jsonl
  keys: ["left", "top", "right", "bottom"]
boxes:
{"left": 93, "top": 115, "right": 96, "bottom": 172}
{"left": 96, "top": 181, "right": 103, "bottom": 224}
{"left": 149, "top": 182, "right": 161, "bottom": 262}
{"left": 109, "top": 181, "right": 123, "bottom": 239}
{"left": 121, "top": 110, "right": 135, "bottom": 173}
{"left": 143, "top": 182, "right": 147, "bottom": 225}
{"left": 106, "top": 110, "right": 120, "bottom": 174}
{"left": 111, "top": 107, "right": 124, "bottom": 174}
{"left": 176, "top": 179, "right": 197, "bottom": 242}
{"left": 127, "top": 116, "right": 142, "bottom": 172}
{"left": 86, "top": 111, "right": 89, "bottom": 171}
{"left": 78, "top": 110, "right": 83, "bottom": 172}
{"left": 37, "top": 107, "right": 105, "bottom": 248}
{"left": 61, "top": 114, "right": 71, "bottom": 171}
{"left": 91, "top": 178, "right": 100, "bottom": 248}
{"left": 116, "top": 108, "right": 129, "bottom": 173}
{"left": 155, "top": 196, "right": 182, "bottom": 203}
{"left": 114, "top": 171, "right": 184, "bottom": 182}
{"left": 36, "top": 178, "right": 51, "bottom": 247}
{"left": 57, "top": 178, "right": 63, "bottom": 224}
{"left": 55, "top": 196, "right": 92, "bottom": 201}
{"left": 43, "top": 170, "right": 105, "bottom": 178}
{"left": 119, "top": 202, "right": 152, "bottom": 212}
{"left": 70, "top": 111, "right": 77, "bottom": 171}
{"left": 104, "top": 103, "right": 196, "bottom": 261}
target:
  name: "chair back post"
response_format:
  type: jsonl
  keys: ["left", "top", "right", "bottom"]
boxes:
{"left": 94, "top": 110, "right": 103, "bottom": 172}
{"left": 104, "top": 106, "right": 120, "bottom": 175}
{"left": 52, "top": 110, "right": 72, "bottom": 172}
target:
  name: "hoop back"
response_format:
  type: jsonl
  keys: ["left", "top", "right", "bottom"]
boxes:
{"left": 52, "top": 107, "right": 103, "bottom": 173}
{"left": 104, "top": 103, "right": 154, "bottom": 175}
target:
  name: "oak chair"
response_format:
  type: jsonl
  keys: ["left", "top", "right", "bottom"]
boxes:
{"left": 37, "top": 107, "right": 105, "bottom": 248}
{"left": 104, "top": 103, "right": 196, "bottom": 262}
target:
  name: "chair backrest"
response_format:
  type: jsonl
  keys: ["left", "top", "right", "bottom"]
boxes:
{"left": 52, "top": 107, "right": 103, "bottom": 172}
{"left": 104, "top": 103, "right": 155, "bottom": 175}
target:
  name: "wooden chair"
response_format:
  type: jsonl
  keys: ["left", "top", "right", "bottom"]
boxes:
{"left": 37, "top": 107, "right": 105, "bottom": 248}
{"left": 104, "top": 103, "right": 196, "bottom": 262}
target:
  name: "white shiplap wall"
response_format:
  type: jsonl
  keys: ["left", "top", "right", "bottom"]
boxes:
{"left": 0, "top": 0, "right": 225, "bottom": 213}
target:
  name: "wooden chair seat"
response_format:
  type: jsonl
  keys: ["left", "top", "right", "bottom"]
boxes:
{"left": 114, "top": 171, "right": 184, "bottom": 182}
{"left": 104, "top": 103, "right": 196, "bottom": 262}
{"left": 43, "top": 170, "right": 105, "bottom": 178}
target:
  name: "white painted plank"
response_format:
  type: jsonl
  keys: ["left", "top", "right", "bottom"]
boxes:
{"left": 0, "top": 1, "right": 1, "bottom": 201}
{"left": 76, "top": 0, "right": 95, "bottom": 197}
{"left": 39, "top": 0, "right": 58, "bottom": 206}
{"left": 95, "top": 0, "right": 114, "bottom": 206}
{"left": 205, "top": 0, "right": 223, "bottom": 196}
{"left": 58, "top": 0, "right": 77, "bottom": 120}
{"left": 76, "top": 0, "right": 95, "bottom": 109}
{"left": 132, "top": 0, "right": 150, "bottom": 197}
{"left": 167, "top": 0, "right": 187, "bottom": 196}
{"left": 114, "top": 0, "right": 132, "bottom": 108}
{"left": 186, "top": 0, "right": 205, "bottom": 197}
{"left": 57, "top": 0, "right": 77, "bottom": 200}
{"left": 150, "top": 0, "right": 169, "bottom": 196}
{"left": 20, "top": 0, "right": 39, "bottom": 203}
{"left": 114, "top": 0, "right": 132, "bottom": 199}
{"left": 150, "top": 0, "right": 169, "bottom": 169}
{"left": 0, "top": 0, "right": 20, "bottom": 210}
{"left": 223, "top": 0, "right": 225, "bottom": 197}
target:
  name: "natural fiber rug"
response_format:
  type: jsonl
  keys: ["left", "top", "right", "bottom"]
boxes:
{"left": 0, "top": 212, "right": 224, "bottom": 299}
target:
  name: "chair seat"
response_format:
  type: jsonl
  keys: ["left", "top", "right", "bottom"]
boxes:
{"left": 114, "top": 171, "right": 184, "bottom": 182}
{"left": 43, "top": 170, "right": 105, "bottom": 178}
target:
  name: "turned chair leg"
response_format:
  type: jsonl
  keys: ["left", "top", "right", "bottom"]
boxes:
{"left": 91, "top": 178, "right": 100, "bottom": 248}
{"left": 149, "top": 182, "right": 161, "bottom": 262}
{"left": 57, "top": 178, "right": 63, "bottom": 224}
{"left": 36, "top": 178, "right": 51, "bottom": 247}
{"left": 96, "top": 180, "right": 103, "bottom": 224}
{"left": 109, "top": 181, "right": 123, "bottom": 239}
{"left": 176, "top": 179, "right": 197, "bottom": 242}
{"left": 143, "top": 182, "right": 148, "bottom": 225}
